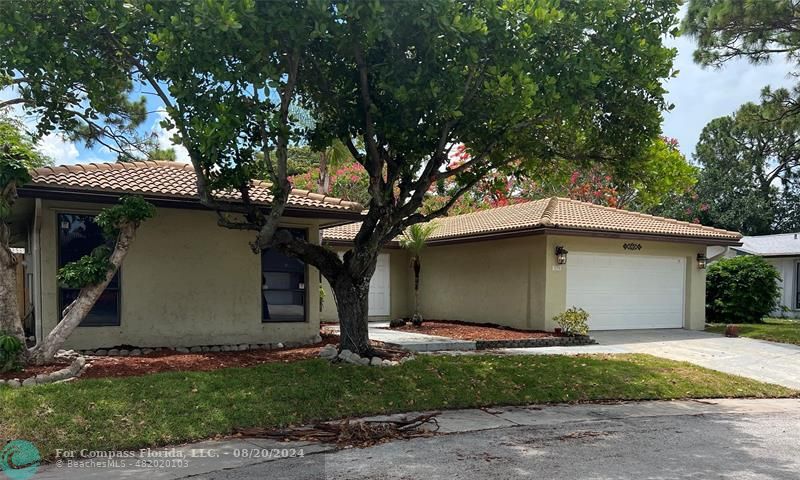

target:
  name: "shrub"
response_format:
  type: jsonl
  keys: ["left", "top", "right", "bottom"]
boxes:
{"left": 0, "top": 333, "right": 24, "bottom": 373}
{"left": 553, "top": 307, "right": 590, "bottom": 336}
{"left": 706, "top": 256, "right": 781, "bottom": 323}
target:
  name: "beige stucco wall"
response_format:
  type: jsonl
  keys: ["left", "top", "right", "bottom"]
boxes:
{"left": 543, "top": 235, "right": 708, "bottom": 331}
{"left": 417, "top": 236, "right": 548, "bottom": 330}
{"left": 320, "top": 247, "right": 411, "bottom": 322}
{"left": 37, "top": 200, "right": 322, "bottom": 350}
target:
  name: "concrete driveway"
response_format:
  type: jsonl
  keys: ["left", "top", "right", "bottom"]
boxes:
{"left": 503, "top": 329, "right": 800, "bottom": 389}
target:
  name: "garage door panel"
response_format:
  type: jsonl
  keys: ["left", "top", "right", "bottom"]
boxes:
{"left": 566, "top": 253, "right": 685, "bottom": 330}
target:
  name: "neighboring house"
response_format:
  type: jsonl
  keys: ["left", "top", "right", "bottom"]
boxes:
{"left": 322, "top": 198, "right": 742, "bottom": 332}
{"left": 7, "top": 161, "right": 363, "bottom": 351}
{"left": 709, "top": 233, "right": 800, "bottom": 318}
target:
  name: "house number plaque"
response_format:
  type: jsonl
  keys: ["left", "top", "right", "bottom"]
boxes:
{"left": 623, "top": 243, "right": 642, "bottom": 251}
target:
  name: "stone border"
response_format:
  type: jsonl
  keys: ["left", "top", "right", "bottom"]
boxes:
{"left": 319, "top": 344, "right": 411, "bottom": 367}
{"left": 77, "top": 335, "right": 323, "bottom": 357}
{"left": 476, "top": 336, "right": 596, "bottom": 350}
{"left": 0, "top": 356, "right": 88, "bottom": 389}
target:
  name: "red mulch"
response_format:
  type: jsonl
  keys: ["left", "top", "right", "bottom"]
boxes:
{"left": 0, "top": 359, "right": 71, "bottom": 381}
{"left": 79, "top": 334, "right": 407, "bottom": 380}
{"left": 392, "top": 320, "right": 560, "bottom": 341}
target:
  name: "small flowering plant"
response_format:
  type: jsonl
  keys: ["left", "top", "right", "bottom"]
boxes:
{"left": 553, "top": 307, "right": 590, "bottom": 336}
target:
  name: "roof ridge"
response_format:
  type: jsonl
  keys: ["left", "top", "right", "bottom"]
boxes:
{"left": 540, "top": 197, "right": 558, "bottom": 226}
{"left": 557, "top": 197, "right": 741, "bottom": 239}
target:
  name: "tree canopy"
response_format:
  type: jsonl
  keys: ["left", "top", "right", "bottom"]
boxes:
{"left": 0, "top": 0, "right": 680, "bottom": 354}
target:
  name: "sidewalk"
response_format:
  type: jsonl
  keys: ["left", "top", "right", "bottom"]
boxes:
{"left": 34, "top": 398, "right": 800, "bottom": 479}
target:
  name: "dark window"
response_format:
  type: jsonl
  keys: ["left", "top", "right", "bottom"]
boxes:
{"left": 796, "top": 262, "right": 800, "bottom": 309}
{"left": 261, "top": 229, "right": 307, "bottom": 322}
{"left": 57, "top": 213, "right": 120, "bottom": 327}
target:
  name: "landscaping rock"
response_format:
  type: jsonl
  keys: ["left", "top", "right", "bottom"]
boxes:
{"left": 108, "top": 348, "right": 120, "bottom": 356}
{"left": 176, "top": 347, "right": 190, "bottom": 353}
{"left": 389, "top": 318, "right": 407, "bottom": 328}
{"left": 118, "top": 349, "right": 130, "bottom": 357}
{"left": 238, "top": 344, "right": 249, "bottom": 351}
{"left": 249, "top": 344, "right": 260, "bottom": 350}
{"left": 7, "top": 379, "right": 21, "bottom": 388}
{"left": 189, "top": 346, "right": 202, "bottom": 353}
{"left": 320, "top": 345, "right": 338, "bottom": 360}
{"left": 130, "top": 349, "right": 142, "bottom": 356}
{"left": 370, "top": 357, "right": 382, "bottom": 366}
{"left": 142, "top": 349, "right": 153, "bottom": 355}
{"left": 210, "top": 346, "right": 221, "bottom": 352}
{"left": 22, "top": 377, "right": 36, "bottom": 387}
{"left": 276, "top": 343, "right": 284, "bottom": 349}
{"left": 95, "top": 349, "right": 108, "bottom": 356}
{"left": 313, "top": 334, "right": 323, "bottom": 343}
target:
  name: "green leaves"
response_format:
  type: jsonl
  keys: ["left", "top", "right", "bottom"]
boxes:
{"left": 0, "top": 333, "right": 23, "bottom": 373}
{"left": 95, "top": 195, "right": 156, "bottom": 238}
{"left": 706, "top": 256, "right": 782, "bottom": 324}
{"left": 57, "top": 247, "right": 113, "bottom": 289}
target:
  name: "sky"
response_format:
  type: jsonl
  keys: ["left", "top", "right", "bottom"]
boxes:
{"left": 2, "top": 16, "right": 796, "bottom": 165}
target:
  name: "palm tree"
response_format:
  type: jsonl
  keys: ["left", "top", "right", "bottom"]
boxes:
{"left": 399, "top": 223, "right": 437, "bottom": 326}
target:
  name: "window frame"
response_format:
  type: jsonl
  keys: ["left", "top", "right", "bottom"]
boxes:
{"left": 795, "top": 261, "right": 799, "bottom": 310}
{"left": 260, "top": 227, "right": 309, "bottom": 323}
{"left": 56, "top": 211, "right": 122, "bottom": 327}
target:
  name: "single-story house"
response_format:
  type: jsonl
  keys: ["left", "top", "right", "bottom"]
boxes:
{"left": 322, "top": 198, "right": 742, "bottom": 331}
{"left": 7, "top": 161, "right": 364, "bottom": 351}
{"left": 708, "top": 233, "right": 800, "bottom": 318}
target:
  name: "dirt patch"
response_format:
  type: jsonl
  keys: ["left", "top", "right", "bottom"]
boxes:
{"left": 391, "top": 320, "right": 561, "bottom": 341}
{"left": 79, "top": 335, "right": 407, "bottom": 380}
{"left": 0, "top": 359, "right": 71, "bottom": 381}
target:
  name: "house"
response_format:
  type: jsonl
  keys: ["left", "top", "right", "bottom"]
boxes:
{"left": 7, "top": 161, "right": 364, "bottom": 351}
{"left": 708, "top": 233, "right": 800, "bottom": 318}
{"left": 322, "top": 198, "right": 742, "bottom": 331}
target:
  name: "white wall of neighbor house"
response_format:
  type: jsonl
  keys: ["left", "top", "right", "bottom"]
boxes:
{"left": 35, "top": 200, "right": 322, "bottom": 350}
{"left": 764, "top": 257, "right": 800, "bottom": 318}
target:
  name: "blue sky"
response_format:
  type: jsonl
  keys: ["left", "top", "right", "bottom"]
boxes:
{"left": 6, "top": 22, "right": 797, "bottom": 165}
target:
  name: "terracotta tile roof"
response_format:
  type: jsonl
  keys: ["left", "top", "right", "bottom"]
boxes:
{"left": 26, "top": 161, "right": 364, "bottom": 214}
{"left": 322, "top": 197, "right": 741, "bottom": 244}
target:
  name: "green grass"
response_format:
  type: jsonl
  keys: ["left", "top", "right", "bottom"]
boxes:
{"left": 706, "top": 318, "right": 800, "bottom": 346}
{"left": 0, "top": 354, "right": 794, "bottom": 459}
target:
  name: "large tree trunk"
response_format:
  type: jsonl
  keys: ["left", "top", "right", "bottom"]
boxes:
{"left": 332, "top": 276, "right": 372, "bottom": 355}
{"left": 27, "top": 223, "right": 137, "bottom": 365}
{"left": 0, "top": 243, "right": 25, "bottom": 343}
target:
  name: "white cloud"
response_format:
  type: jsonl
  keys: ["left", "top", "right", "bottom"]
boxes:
{"left": 151, "top": 110, "right": 191, "bottom": 163}
{"left": 35, "top": 132, "right": 80, "bottom": 164}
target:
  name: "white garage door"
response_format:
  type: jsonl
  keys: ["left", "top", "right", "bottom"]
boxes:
{"left": 368, "top": 253, "right": 391, "bottom": 316}
{"left": 566, "top": 253, "right": 685, "bottom": 330}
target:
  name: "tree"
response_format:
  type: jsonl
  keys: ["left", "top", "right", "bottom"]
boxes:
{"left": 690, "top": 96, "right": 800, "bottom": 234}
{"left": 683, "top": 0, "right": 800, "bottom": 68}
{"left": 1, "top": 0, "right": 679, "bottom": 356}
{"left": 398, "top": 223, "right": 437, "bottom": 326}
{"left": 425, "top": 137, "right": 696, "bottom": 213}
{"left": 0, "top": 120, "right": 155, "bottom": 364}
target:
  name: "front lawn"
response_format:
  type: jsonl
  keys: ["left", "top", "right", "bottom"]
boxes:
{"left": 706, "top": 318, "right": 800, "bottom": 346}
{"left": 1, "top": 354, "right": 794, "bottom": 459}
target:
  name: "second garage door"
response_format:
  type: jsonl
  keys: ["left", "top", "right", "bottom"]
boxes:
{"left": 565, "top": 252, "right": 686, "bottom": 330}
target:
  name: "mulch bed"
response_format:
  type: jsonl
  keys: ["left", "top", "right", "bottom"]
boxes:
{"left": 79, "top": 334, "right": 407, "bottom": 380}
{"left": 0, "top": 359, "right": 71, "bottom": 381}
{"left": 391, "top": 320, "right": 561, "bottom": 341}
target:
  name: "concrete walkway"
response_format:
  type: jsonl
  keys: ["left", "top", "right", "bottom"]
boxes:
{"left": 36, "top": 398, "right": 800, "bottom": 479}
{"left": 324, "top": 322, "right": 476, "bottom": 352}
{"left": 495, "top": 329, "right": 800, "bottom": 390}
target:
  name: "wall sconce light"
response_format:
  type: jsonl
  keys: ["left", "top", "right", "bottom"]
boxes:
{"left": 555, "top": 246, "right": 568, "bottom": 265}
{"left": 697, "top": 253, "right": 707, "bottom": 269}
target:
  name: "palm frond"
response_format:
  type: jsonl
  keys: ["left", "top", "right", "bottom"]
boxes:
{"left": 399, "top": 222, "right": 438, "bottom": 255}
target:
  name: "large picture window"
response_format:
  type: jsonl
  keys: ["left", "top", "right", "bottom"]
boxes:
{"left": 261, "top": 229, "right": 307, "bottom": 322}
{"left": 58, "top": 213, "right": 121, "bottom": 327}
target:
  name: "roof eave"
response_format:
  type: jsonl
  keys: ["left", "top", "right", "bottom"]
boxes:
{"left": 17, "top": 185, "right": 366, "bottom": 221}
